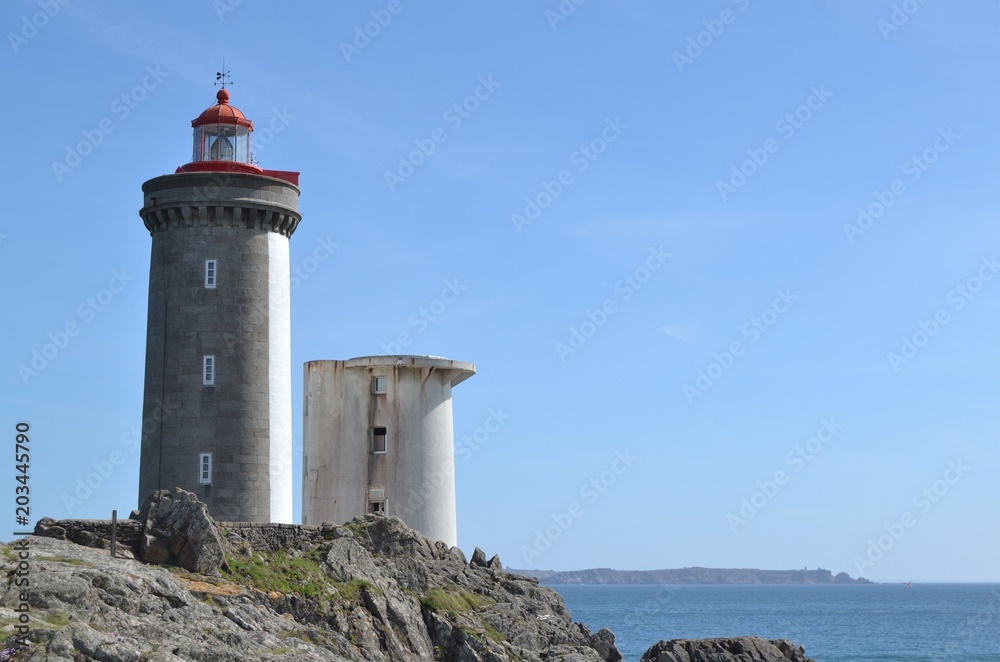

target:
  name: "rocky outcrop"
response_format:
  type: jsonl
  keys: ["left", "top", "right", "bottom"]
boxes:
{"left": 640, "top": 636, "right": 815, "bottom": 662}
{"left": 35, "top": 488, "right": 227, "bottom": 575}
{"left": 33, "top": 517, "right": 143, "bottom": 553}
{"left": 6, "top": 497, "right": 622, "bottom": 661}
{"left": 135, "top": 489, "right": 227, "bottom": 574}
{"left": 518, "top": 566, "right": 872, "bottom": 585}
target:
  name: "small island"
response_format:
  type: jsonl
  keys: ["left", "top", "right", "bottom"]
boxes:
{"left": 511, "top": 567, "right": 873, "bottom": 585}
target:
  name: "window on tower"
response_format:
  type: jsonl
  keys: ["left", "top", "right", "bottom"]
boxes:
{"left": 372, "top": 427, "right": 387, "bottom": 454}
{"left": 203, "top": 355, "right": 215, "bottom": 386}
{"left": 373, "top": 375, "right": 387, "bottom": 394}
{"left": 199, "top": 453, "right": 212, "bottom": 484}
{"left": 205, "top": 259, "right": 217, "bottom": 288}
{"left": 368, "top": 488, "right": 386, "bottom": 513}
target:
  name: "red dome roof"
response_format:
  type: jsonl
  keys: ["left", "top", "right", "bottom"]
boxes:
{"left": 191, "top": 88, "right": 253, "bottom": 129}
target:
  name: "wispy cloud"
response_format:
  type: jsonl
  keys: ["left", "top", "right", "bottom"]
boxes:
{"left": 661, "top": 319, "right": 700, "bottom": 345}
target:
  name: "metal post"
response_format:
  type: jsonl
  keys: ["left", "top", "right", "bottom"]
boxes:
{"left": 110, "top": 509, "right": 117, "bottom": 559}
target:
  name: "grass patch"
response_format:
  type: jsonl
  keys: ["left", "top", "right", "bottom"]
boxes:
{"left": 222, "top": 548, "right": 331, "bottom": 602}
{"left": 420, "top": 588, "right": 493, "bottom": 618}
{"left": 37, "top": 556, "right": 91, "bottom": 566}
{"left": 483, "top": 622, "right": 504, "bottom": 643}
{"left": 266, "top": 647, "right": 292, "bottom": 655}
{"left": 334, "top": 579, "right": 376, "bottom": 603}
{"left": 39, "top": 611, "right": 71, "bottom": 627}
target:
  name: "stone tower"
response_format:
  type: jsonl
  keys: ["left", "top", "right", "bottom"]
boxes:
{"left": 302, "top": 356, "right": 474, "bottom": 545}
{"left": 137, "top": 87, "right": 300, "bottom": 523}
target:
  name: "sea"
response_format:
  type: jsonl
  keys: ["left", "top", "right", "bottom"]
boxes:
{"left": 552, "top": 583, "right": 1000, "bottom": 662}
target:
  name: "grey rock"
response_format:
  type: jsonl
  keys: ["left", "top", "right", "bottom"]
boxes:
{"left": 640, "top": 636, "right": 816, "bottom": 662}
{"left": 137, "top": 488, "right": 226, "bottom": 574}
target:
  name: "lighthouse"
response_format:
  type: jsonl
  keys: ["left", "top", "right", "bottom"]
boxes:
{"left": 136, "top": 85, "right": 300, "bottom": 523}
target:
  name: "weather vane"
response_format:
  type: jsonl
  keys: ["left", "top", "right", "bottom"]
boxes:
{"left": 214, "top": 60, "right": 232, "bottom": 89}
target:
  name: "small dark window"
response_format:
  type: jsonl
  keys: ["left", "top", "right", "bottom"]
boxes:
{"left": 372, "top": 427, "right": 387, "bottom": 454}
{"left": 203, "top": 355, "right": 215, "bottom": 386}
{"left": 205, "top": 260, "right": 217, "bottom": 288}
{"left": 369, "top": 501, "right": 385, "bottom": 513}
{"left": 199, "top": 453, "right": 212, "bottom": 484}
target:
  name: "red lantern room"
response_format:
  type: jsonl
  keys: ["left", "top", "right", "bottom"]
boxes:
{"left": 177, "top": 87, "right": 262, "bottom": 175}
{"left": 175, "top": 86, "right": 299, "bottom": 185}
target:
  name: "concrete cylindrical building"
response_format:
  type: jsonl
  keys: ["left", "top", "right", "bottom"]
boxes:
{"left": 137, "top": 88, "right": 300, "bottom": 523}
{"left": 303, "top": 356, "right": 474, "bottom": 545}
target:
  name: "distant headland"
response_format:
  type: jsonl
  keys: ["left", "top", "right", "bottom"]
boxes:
{"left": 511, "top": 567, "right": 874, "bottom": 585}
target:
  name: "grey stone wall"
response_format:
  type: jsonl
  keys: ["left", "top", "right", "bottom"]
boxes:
{"left": 137, "top": 172, "right": 300, "bottom": 523}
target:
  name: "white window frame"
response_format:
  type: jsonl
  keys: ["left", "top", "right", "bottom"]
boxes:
{"left": 203, "top": 355, "right": 215, "bottom": 386}
{"left": 372, "top": 427, "right": 387, "bottom": 454}
{"left": 199, "top": 453, "right": 212, "bottom": 484}
{"left": 373, "top": 375, "right": 387, "bottom": 394}
{"left": 205, "top": 259, "right": 217, "bottom": 289}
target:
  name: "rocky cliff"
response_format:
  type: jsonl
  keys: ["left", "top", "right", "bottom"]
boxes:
{"left": 0, "top": 489, "right": 820, "bottom": 662}
{"left": 517, "top": 567, "right": 871, "bottom": 585}
{"left": 0, "top": 489, "right": 621, "bottom": 661}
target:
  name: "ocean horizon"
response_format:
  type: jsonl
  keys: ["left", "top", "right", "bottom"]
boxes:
{"left": 552, "top": 583, "right": 1000, "bottom": 661}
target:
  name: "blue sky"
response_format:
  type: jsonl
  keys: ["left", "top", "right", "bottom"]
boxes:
{"left": 1, "top": 1, "right": 997, "bottom": 583}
